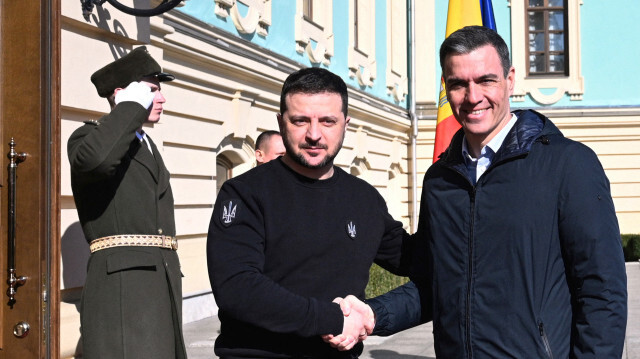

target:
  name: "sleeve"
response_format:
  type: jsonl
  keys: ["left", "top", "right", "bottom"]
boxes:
{"left": 369, "top": 181, "right": 433, "bottom": 336}
{"left": 207, "top": 180, "right": 344, "bottom": 337}
{"left": 67, "top": 102, "right": 148, "bottom": 182}
{"left": 367, "top": 281, "right": 427, "bottom": 336}
{"left": 557, "top": 143, "right": 627, "bottom": 358}
{"left": 372, "top": 192, "right": 414, "bottom": 276}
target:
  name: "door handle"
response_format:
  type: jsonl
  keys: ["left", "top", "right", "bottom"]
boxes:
{"left": 6, "top": 138, "right": 27, "bottom": 307}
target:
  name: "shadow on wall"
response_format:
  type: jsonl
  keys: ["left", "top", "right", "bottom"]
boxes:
{"left": 61, "top": 221, "right": 89, "bottom": 358}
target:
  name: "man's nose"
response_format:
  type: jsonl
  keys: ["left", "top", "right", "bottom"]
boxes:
{"left": 306, "top": 120, "right": 321, "bottom": 142}
{"left": 466, "top": 83, "right": 482, "bottom": 104}
{"left": 156, "top": 91, "right": 166, "bottom": 104}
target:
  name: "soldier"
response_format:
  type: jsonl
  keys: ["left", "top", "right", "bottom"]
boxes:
{"left": 255, "top": 130, "right": 285, "bottom": 165}
{"left": 68, "top": 46, "right": 186, "bottom": 359}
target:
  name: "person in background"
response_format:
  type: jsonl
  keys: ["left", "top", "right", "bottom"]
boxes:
{"left": 207, "top": 67, "right": 413, "bottom": 358}
{"left": 332, "top": 25, "right": 627, "bottom": 358}
{"left": 68, "top": 46, "right": 186, "bottom": 359}
{"left": 255, "top": 130, "right": 285, "bottom": 165}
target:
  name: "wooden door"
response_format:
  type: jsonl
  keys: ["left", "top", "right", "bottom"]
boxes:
{"left": 0, "top": 0, "right": 60, "bottom": 358}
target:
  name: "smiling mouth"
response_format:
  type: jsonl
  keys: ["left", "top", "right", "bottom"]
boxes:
{"left": 468, "top": 108, "right": 488, "bottom": 115}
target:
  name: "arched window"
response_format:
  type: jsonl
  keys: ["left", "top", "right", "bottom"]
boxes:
{"left": 216, "top": 154, "right": 233, "bottom": 195}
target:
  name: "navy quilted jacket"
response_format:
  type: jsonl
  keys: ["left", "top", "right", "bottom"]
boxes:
{"left": 369, "top": 109, "right": 627, "bottom": 358}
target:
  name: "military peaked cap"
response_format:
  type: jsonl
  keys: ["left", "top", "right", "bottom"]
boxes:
{"left": 90, "top": 46, "right": 175, "bottom": 98}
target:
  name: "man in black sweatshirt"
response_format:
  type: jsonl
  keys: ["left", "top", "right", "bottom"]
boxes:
{"left": 207, "top": 67, "right": 412, "bottom": 358}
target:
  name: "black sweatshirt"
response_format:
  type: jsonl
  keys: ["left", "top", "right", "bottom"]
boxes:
{"left": 207, "top": 157, "right": 412, "bottom": 358}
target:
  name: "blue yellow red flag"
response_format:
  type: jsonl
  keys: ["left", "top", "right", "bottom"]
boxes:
{"left": 432, "top": 0, "right": 496, "bottom": 162}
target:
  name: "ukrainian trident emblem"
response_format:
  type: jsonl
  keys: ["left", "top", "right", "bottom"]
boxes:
{"left": 221, "top": 200, "right": 237, "bottom": 226}
{"left": 346, "top": 221, "right": 357, "bottom": 239}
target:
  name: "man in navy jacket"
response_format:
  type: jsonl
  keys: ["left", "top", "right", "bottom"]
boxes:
{"left": 332, "top": 26, "right": 627, "bottom": 358}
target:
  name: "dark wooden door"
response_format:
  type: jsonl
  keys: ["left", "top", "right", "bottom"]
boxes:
{"left": 0, "top": 0, "right": 60, "bottom": 358}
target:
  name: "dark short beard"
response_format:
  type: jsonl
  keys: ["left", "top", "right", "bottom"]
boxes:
{"left": 282, "top": 134, "right": 343, "bottom": 170}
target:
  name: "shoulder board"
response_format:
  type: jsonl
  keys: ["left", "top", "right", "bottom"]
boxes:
{"left": 83, "top": 119, "right": 100, "bottom": 126}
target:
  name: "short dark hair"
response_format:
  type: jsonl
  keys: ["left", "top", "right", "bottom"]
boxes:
{"left": 280, "top": 67, "right": 348, "bottom": 117}
{"left": 440, "top": 26, "right": 511, "bottom": 78}
{"left": 255, "top": 130, "right": 281, "bottom": 150}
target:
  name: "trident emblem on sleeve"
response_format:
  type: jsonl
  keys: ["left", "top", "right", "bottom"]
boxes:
{"left": 222, "top": 201, "right": 237, "bottom": 224}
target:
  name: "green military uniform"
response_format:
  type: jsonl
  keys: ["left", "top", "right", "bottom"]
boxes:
{"left": 68, "top": 47, "right": 186, "bottom": 359}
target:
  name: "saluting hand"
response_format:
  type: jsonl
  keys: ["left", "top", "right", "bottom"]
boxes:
{"left": 114, "top": 81, "right": 155, "bottom": 110}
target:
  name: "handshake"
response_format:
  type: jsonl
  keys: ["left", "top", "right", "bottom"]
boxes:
{"left": 322, "top": 295, "right": 375, "bottom": 351}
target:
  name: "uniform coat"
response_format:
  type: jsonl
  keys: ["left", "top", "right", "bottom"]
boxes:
{"left": 68, "top": 101, "right": 186, "bottom": 359}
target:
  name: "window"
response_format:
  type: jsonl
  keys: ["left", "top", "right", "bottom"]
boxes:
{"left": 295, "top": 0, "right": 333, "bottom": 65}
{"left": 348, "top": 0, "right": 376, "bottom": 87}
{"left": 509, "top": 0, "right": 583, "bottom": 104}
{"left": 216, "top": 155, "right": 233, "bottom": 195}
{"left": 354, "top": 0, "right": 360, "bottom": 50}
{"left": 385, "top": 0, "right": 407, "bottom": 102}
{"left": 302, "top": 0, "right": 312, "bottom": 21}
{"left": 526, "top": 0, "right": 567, "bottom": 76}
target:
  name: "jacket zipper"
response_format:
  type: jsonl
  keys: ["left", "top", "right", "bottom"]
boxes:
{"left": 466, "top": 186, "right": 476, "bottom": 358}
{"left": 538, "top": 322, "right": 554, "bottom": 359}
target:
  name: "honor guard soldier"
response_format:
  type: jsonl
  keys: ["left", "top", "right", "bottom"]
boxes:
{"left": 68, "top": 46, "right": 187, "bottom": 359}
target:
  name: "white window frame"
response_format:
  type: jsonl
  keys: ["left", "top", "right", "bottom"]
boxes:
{"left": 385, "top": 0, "right": 407, "bottom": 102}
{"left": 348, "top": 0, "right": 376, "bottom": 87}
{"left": 294, "top": 0, "right": 334, "bottom": 65}
{"left": 509, "top": 0, "right": 584, "bottom": 104}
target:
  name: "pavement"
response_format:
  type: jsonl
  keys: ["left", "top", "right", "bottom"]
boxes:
{"left": 184, "top": 263, "right": 640, "bottom": 358}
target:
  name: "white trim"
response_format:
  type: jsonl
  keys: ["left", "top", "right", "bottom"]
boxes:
{"left": 509, "top": 0, "right": 584, "bottom": 104}
{"left": 348, "top": 0, "right": 377, "bottom": 87}
{"left": 294, "top": 0, "right": 334, "bottom": 65}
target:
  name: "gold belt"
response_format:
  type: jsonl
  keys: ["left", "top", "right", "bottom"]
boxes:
{"left": 89, "top": 234, "right": 178, "bottom": 253}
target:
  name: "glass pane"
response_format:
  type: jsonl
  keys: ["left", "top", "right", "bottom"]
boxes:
{"left": 549, "top": 11, "right": 564, "bottom": 30}
{"left": 529, "top": 54, "right": 546, "bottom": 73}
{"left": 528, "top": 0, "right": 544, "bottom": 7}
{"left": 528, "top": 11, "right": 544, "bottom": 31}
{"left": 548, "top": 0, "right": 564, "bottom": 7}
{"left": 529, "top": 32, "right": 545, "bottom": 52}
{"left": 549, "top": 33, "right": 564, "bottom": 51}
{"left": 549, "top": 54, "right": 565, "bottom": 72}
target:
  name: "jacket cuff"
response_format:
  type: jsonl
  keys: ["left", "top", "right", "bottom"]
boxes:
{"left": 367, "top": 297, "right": 392, "bottom": 336}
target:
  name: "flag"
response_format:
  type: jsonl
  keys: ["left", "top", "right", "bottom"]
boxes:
{"left": 432, "top": 0, "right": 497, "bottom": 162}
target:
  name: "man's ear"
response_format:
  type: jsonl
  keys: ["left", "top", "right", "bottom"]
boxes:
{"left": 255, "top": 149, "right": 264, "bottom": 163}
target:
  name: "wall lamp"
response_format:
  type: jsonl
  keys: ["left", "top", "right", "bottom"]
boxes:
{"left": 81, "top": 0, "right": 184, "bottom": 18}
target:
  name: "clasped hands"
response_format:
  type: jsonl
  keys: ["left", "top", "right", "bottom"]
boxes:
{"left": 322, "top": 295, "right": 375, "bottom": 351}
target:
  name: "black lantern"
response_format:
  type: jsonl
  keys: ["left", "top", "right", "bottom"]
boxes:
{"left": 81, "top": 0, "right": 184, "bottom": 18}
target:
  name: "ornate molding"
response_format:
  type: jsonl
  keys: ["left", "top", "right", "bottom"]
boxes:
{"left": 214, "top": 0, "right": 271, "bottom": 36}
{"left": 294, "top": 0, "right": 334, "bottom": 65}
{"left": 348, "top": 0, "right": 376, "bottom": 87}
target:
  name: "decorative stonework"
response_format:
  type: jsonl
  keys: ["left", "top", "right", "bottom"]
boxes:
{"left": 348, "top": 0, "right": 376, "bottom": 87}
{"left": 214, "top": 0, "right": 272, "bottom": 37}
{"left": 294, "top": 0, "right": 334, "bottom": 65}
{"left": 384, "top": 0, "right": 407, "bottom": 102}
{"left": 509, "top": 0, "right": 584, "bottom": 104}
